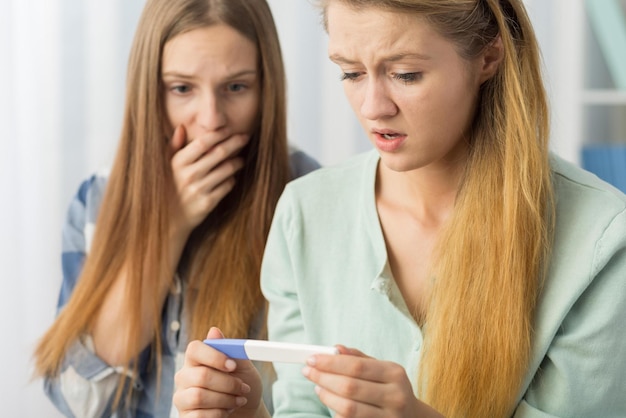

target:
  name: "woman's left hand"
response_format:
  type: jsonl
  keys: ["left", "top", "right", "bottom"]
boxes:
{"left": 302, "top": 345, "right": 444, "bottom": 418}
{"left": 173, "top": 327, "right": 265, "bottom": 418}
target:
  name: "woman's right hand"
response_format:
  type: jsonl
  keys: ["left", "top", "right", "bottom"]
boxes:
{"left": 168, "top": 125, "right": 249, "bottom": 236}
{"left": 173, "top": 327, "right": 265, "bottom": 418}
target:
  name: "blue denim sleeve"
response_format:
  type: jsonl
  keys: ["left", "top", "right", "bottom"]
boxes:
{"left": 57, "top": 174, "right": 108, "bottom": 309}
{"left": 47, "top": 174, "right": 134, "bottom": 417}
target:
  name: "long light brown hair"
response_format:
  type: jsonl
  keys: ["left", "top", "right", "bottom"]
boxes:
{"left": 34, "top": 0, "right": 290, "bottom": 391}
{"left": 321, "top": 1, "right": 554, "bottom": 416}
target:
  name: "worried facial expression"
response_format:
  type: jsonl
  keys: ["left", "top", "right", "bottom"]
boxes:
{"left": 162, "top": 24, "right": 261, "bottom": 142}
{"left": 327, "top": 3, "right": 491, "bottom": 173}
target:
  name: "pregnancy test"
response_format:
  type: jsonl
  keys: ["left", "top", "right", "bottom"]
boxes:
{"left": 203, "top": 338, "right": 339, "bottom": 363}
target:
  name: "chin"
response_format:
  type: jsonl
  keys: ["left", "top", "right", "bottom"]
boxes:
{"left": 378, "top": 153, "right": 423, "bottom": 173}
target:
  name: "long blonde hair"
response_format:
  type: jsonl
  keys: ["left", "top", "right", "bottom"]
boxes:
{"left": 321, "top": 1, "right": 554, "bottom": 416}
{"left": 34, "top": 0, "right": 290, "bottom": 393}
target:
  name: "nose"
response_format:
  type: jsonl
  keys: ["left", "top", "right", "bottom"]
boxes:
{"left": 359, "top": 78, "right": 398, "bottom": 121}
{"left": 197, "top": 92, "right": 226, "bottom": 132}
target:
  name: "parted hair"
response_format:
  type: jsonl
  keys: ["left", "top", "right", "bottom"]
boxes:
{"left": 34, "top": 0, "right": 290, "bottom": 398}
{"left": 320, "top": 1, "right": 554, "bottom": 417}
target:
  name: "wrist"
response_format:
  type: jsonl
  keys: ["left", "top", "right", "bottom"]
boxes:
{"left": 253, "top": 402, "right": 271, "bottom": 418}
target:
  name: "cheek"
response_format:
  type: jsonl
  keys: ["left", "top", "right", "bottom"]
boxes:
{"left": 234, "top": 95, "right": 261, "bottom": 132}
{"left": 445, "top": 88, "right": 479, "bottom": 132}
{"left": 424, "top": 79, "right": 478, "bottom": 128}
{"left": 343, "top": 83, "right": 366, "bottom": 116}
{"left": 164, "top": 98, "right": 189, "bottom": 128}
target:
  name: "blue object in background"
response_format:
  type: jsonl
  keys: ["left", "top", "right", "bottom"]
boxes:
{"left": 582, "top": 144, "right": 626, "bottom": 193}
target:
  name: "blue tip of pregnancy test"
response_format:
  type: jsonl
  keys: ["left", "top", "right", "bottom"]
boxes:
{"left": 203, "top": 338, "right": 249, "bottom": 359}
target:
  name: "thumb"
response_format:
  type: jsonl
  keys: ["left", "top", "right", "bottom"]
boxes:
{"left": 206, "top": 326, "right": 225, "bottom": 340}
{"left": 170, "top": 125, "right": 187, "bottom": 155}
{"left": 335, "top": 344, "right": 371, "bottom": 358}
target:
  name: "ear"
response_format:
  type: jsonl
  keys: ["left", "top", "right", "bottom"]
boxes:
{"left": 478, "top": 35, "right": 504, "bottom": 83}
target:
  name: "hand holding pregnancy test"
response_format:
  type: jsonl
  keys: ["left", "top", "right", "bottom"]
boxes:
{"left": 204, "top": 338, "right": 339, "bottom": 363}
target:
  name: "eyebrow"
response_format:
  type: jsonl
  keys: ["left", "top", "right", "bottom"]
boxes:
{"left": 161, "top": 69, "right": 258, "bottom": 79}
{"left": 329, "top": 52, "right": 432, "bottom": 65}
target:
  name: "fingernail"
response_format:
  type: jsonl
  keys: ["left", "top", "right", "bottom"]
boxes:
{"left": 236, "top": 396, "right": 248, "bottom": 406}
{"left": 225, "top": 359, "right": 237, "bottom": 371}
{"left": 314, "top": 385, "right": 321, "bottom": 395}
{"left": 241, "top": 382, "right": 251, "bottom": 394}
{"left": 306, "top": 356, "right": 317, "bottom": 366}
{"left": 302, "top": 366, "right": 311, "bottom": 377}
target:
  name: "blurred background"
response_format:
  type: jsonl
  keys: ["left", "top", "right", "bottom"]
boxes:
{"left": 1, "top": 0, "right": 624, "bottom": 415}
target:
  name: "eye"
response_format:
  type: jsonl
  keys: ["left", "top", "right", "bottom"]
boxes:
{"left": 392, "top": 72, "right": 422, "bottom": 84}
{"left": 170, "top": 84, "right": 191, "bottom": 94}
{"left": 227, "top": 83, "right": 248, "bottom": 93}
{"left": 340, "top": 72, "right": 361, "bottom": 82}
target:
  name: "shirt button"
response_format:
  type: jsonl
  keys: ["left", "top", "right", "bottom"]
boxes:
{"left": 171, "top": 274, "right": 182, "bottom": 294}
{"left": 170, "top": 320, "right": 181, "bottom": 332}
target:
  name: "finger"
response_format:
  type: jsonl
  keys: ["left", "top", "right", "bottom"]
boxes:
{"left": 335, "top": 345, "right": 370, "bottom": 357}
{"left": 170, "top": 125, "right": 187, "bottom": 155}
{"left": 183, "top": 340, "right": 237, "bottom": 372}
{"left": 303, "top": 365, "right": 387, "bottom": 407}
{"left": 179, "top": 411, "right": 229, "bottom": 418}
{"left": 173, "top": 386, "right": 248, "bottom": 414}
{"left": 175, "top": 364, "right": 248, "bottom": 395}
{"left": 306, "top": 353, "right": 387, "bottom": 384}
{"left": 314, "top": 384, "right": 381, "bottom": 418}
{"left": 195, "top": 132, "right": 250, "bottom": 155}
{"left": 206, "top": 326, "right": 225, "bottom": 340}
{"left": 188, "top": 177, "right": 236, "bottom": 217}
{"left": 194, "top": 158, "right": 243, "bottom": 195}
{"left": 172, "top": 133, "right": 248, "bottom": 174}
{"left": 191, "top": 134, "right": 249, "bottom": 178}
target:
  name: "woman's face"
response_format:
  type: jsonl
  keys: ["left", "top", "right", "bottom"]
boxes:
{"left": 162, "top": 24, "right": 260, "bottom": 142}
{"left": 326, "top": 3, "right": 489, "bottom": 173}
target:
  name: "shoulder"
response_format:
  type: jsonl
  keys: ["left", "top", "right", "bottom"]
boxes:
{"left": 550, "top": 153, "right": 626, "bottom": 265}
{"left": 521, "top": 155, "right": 626, "bottom": 415}
{"left": 63, "top": 171, "right": 110, "bottom": 251}
{"left": 549, "top": 152, "right": 625, "bottom": 269}
{"left": 69, "top": 171, "right": 109, "bottom": 223}
{"left": 537, "top": 153, "right": 626, "bottom": 348}
{"left": 551, "top": 153, "right": 626, "bottom": 209}
{"left": 271, "top": 150, "right": 378, "bottom": 236}
{"left": 285, "top": 150, "right": 377, "bottom": 200}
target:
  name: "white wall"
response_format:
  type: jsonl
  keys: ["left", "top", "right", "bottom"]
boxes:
{"left": 268, "top": 0, "right": 371, "bottom": 166}
{"left": 0, "top": 0, "right": 143, "bottom": 416}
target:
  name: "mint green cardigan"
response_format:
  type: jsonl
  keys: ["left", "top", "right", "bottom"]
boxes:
{"left": 261, "top": 150, "right": 626, "bottom": 417}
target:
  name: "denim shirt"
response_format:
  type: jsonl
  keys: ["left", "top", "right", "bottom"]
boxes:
{"left": 45, "top": 147, "right": 320, "bottom": 418}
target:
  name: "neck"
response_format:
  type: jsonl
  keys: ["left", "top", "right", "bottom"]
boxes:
{"left": 376, "top": 158, "right": 465, "bottom": 227}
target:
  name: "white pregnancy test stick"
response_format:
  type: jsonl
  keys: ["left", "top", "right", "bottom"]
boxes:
{"left": 203, "top": 339, "right": 339, "bottom": 363}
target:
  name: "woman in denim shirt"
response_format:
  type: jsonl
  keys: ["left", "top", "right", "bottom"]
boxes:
{"left": 32, "top": 0, "right": 319, "bottom": 416}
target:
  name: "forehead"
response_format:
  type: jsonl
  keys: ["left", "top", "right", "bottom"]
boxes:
{"left": 162, "top": 24, "right": 258, "bottom": 70}
{"left": 326, "top": 3, "right": 452, "bottom": 63}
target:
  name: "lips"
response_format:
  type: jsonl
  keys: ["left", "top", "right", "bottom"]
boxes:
{"left": 374, "top": 128, "right": 405, "bottom": 138}
{"left": 372, "top": 128, "right": 407, "bottom": 152}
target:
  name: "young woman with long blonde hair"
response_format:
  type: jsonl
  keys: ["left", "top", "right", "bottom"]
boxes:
{"left": 32, "top": 0, "right": 319, "bottom": 416}
{"left": 174, "top": 0, "right": 626, "bottom": 417}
